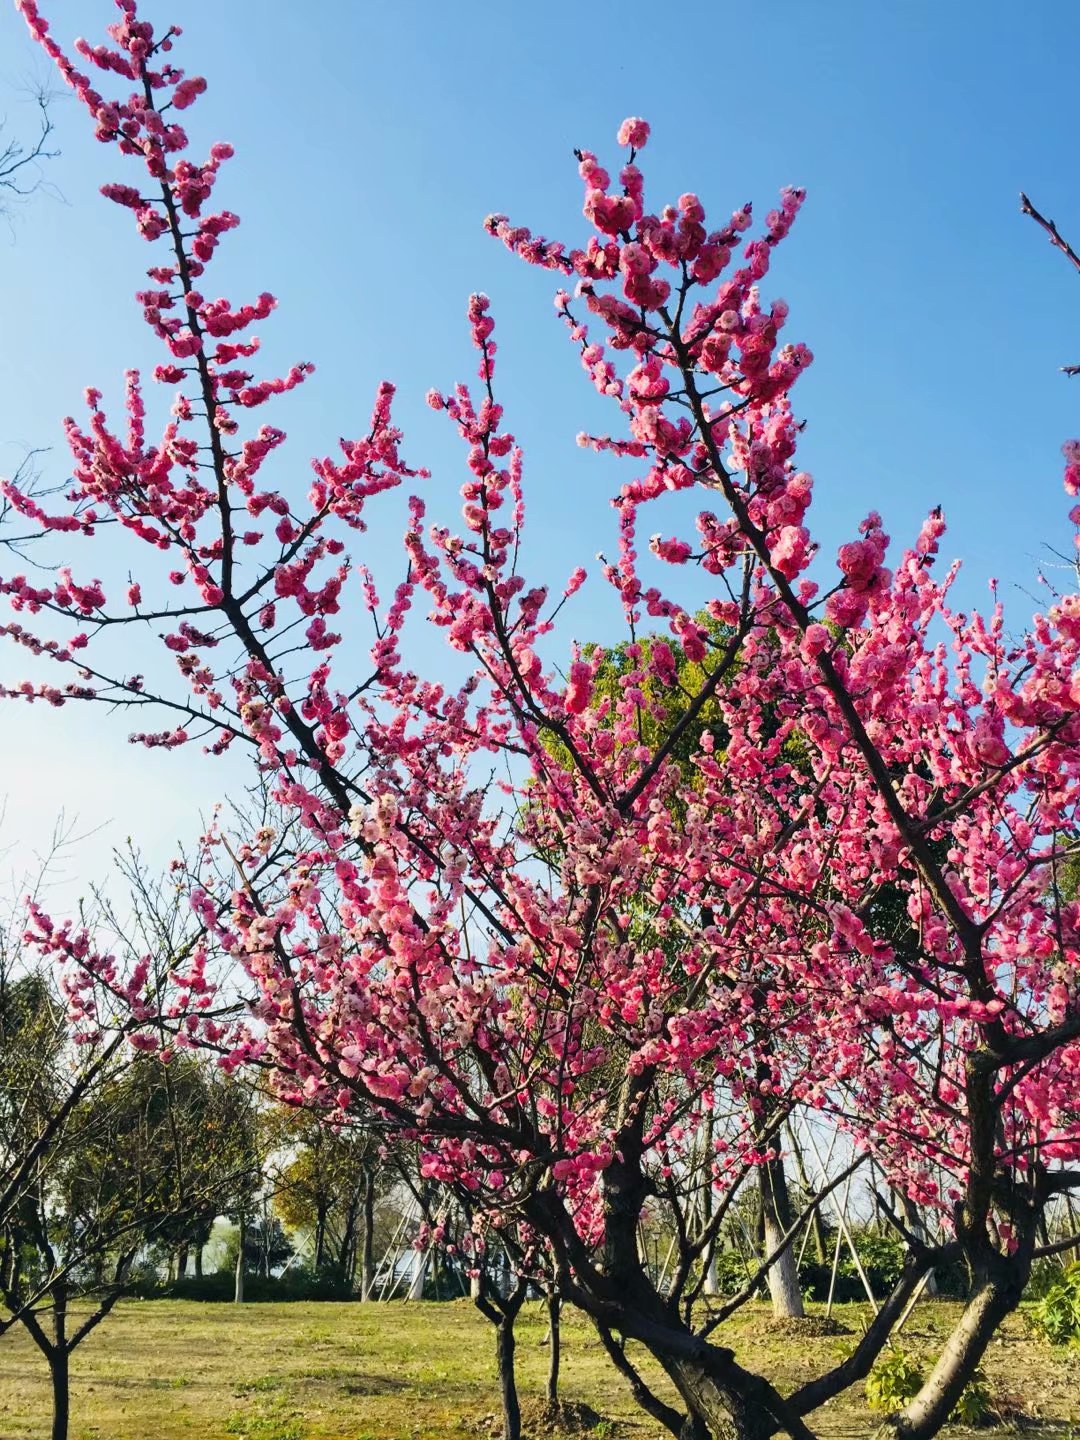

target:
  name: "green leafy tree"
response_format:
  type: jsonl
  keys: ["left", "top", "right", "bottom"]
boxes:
{"left": 272, "top": 1109, "right": 383, "bottom": 1290}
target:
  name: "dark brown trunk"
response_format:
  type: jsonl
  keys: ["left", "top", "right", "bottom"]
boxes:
{"left": 314, "top": 1206, "right": 327, "bottom": 1270}
{"left": 497, "top": 1314, "right": 521, "bottom": 1440}
{"left": 595, "top": 1108, "right": 797, "bottom": 1439}
{"left": 661, "top": 1354, "right": 804, "bottom": 1440}
{"left": 886, "top": 1047, "right": 1031, "bottom": 1436}
{"left": 50, "top": 1280, "right": 69, "bottom": 1440}
{"left": 545, "top": 1292, "right": 561, "bottom": 1408}
{"left": 679, "top": 1419, "right": 709, "bottom": 1440}
{"left": 540, "top": 1072, "right": 817, "bottom": 1440}
{"left": 194, "top": 1245, "right": 204, "bottom": 1279}
{"left": 594, "top": 1322, "right": 686, "bottom": 1436}
{"left": 338, "top": 1195, "right": 359, "bottom": 1286}
{"left": 474, "top": 1277, "right": 528, "bottom": 1440}
{"left": 48, "top": 1347, "right": 69, "bottom": 1440}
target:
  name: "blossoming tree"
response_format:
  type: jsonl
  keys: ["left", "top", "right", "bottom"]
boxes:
{"left": 4, "top": 3, "right": 1080, "bottom": 1437}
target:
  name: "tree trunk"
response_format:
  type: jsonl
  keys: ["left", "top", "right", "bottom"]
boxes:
{"left": 679, "top": 1418, "right": 710, "bottom": 1440}
{"left": 48, "top": 1347, "right": 69, "bottom": 1440}
{"left": 338, "top": 1194, "right": 359, "bottom": 1287}
{"left": 702, "top": 1248, "right": 720, "bottom": 1297}
{"left": 194, "top": 1244, "right": 204, "bottom": 1279}
{"left": 234, "top": 1218, "right": 246, "bottom": 1304}
{"left": 594, "top": 1322, "right": 686, "bottom": 1436}
{"left": 49, "top": 1278, "right": 69, "bottom": 1440}
{"left": 545, "top": 1292, "right": 561, "bottom": 1409}
{"left": 360, "top": 1170, "right": 375, "bottom": 1300}
{"left": 760, "top": 1158, "right": 804, "bottom": 1318}
{"left": 176, "top": 1243, "right": 189, "bottom": 1279}
{"left": 750, "top": 1029, "right": 803, "bottom": 1319}
{"left": 261, "top": 1207, "right": 271, "bottom": 1278}
{"left": 581, "top": 1086, "right": 809, "bottom": 1440}
{"left": 474, "top": 1278, "right": 528, "bottom": 1440}
{"left": 662, "top": 1355, "right": 789, "bottom": 1440}
{"left": 891, "top": 1264, "right": 1023, "bottom": 1439}
{"left": 407, "top": 1246, "right": 427, "bottom": 1301}
{"left": 497, "top": 1314, "right": 521, "bottom": 1440}
{"left": 314, "top": 1206, "right": 327, "bottom": 1271}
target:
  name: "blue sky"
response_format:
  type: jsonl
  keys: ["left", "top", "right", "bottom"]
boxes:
{"left": 0, "top": 0, "right": 1078, "bottom": 897}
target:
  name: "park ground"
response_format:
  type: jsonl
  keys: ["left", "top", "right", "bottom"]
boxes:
{"left": 0, "top": 1299, "right": 1078, "bottom": 1440}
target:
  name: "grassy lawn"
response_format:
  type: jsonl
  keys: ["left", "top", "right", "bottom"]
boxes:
{"left": 1, "top": 1298, "right": 1078, "bottom": 1440}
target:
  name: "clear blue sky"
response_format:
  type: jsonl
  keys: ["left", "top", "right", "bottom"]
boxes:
{"left": 1, "top": 0, "right": 1078, "bottom": 895}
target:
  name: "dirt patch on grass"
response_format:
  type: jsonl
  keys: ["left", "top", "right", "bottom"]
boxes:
{"left": 528, "top": 1398, "right": 620, "bottom": 1434}
{"left": 764, "top": 1315, "right": 853, "bottom": 1337}
{"left": 339, "top": 1372, "right": 409, "bottom": 1396}
{"left": 472, "top": 1398, "right": 622, "bottom": 1437}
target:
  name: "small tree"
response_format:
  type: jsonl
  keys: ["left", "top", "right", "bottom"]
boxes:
{"left": 472, "top": 1249, "right": 530, "bottom": 1440}
{"left": 1, "top": 973, "right": 252, "bottom": 1440}
{"left": 0, "top": 847, "right": 253, "bottom": 1440}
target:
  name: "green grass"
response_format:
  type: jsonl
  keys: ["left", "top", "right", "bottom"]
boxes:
{"left": 0, "top": 1298, "right": 1077, "bottom": 1439}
